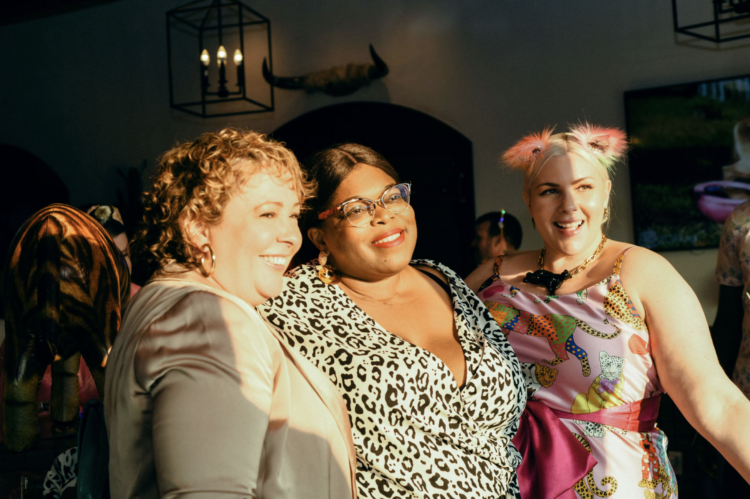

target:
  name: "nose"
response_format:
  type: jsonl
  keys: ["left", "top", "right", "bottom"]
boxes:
{"left": 558, "top": 187, "right": 579, "bottom": 213}
{"left": 280, "top": 216, "right": 302, "bottom": 249}
{"left": 370, "top": 203, "right": 394, "bottom": 225}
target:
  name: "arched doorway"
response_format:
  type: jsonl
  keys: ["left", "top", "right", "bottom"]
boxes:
{"left": 272, "top": 102, "right": 475, "bottom": 276}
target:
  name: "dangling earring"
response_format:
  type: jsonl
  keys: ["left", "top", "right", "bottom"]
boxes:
{"left": 603, "top": 206, "right": 610, "bottom": 223}
{"left": 531, "top": 218, "right": 536, "bottom": 230}
{"left": 199, "top": 244, "right": 216, "bottom": 277}
{"left": 316, "top": 251, "right": 337, "bottom": 285}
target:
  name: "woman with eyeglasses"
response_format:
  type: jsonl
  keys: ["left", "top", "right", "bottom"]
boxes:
{"left": 258, "top": 144, "right": 526, "bottom": 499}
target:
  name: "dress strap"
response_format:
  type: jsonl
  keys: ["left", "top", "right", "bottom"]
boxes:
{"left": 612, "top": 247, "right": 637, "bottom": 275}
{"left": 493, "top": 254, "right": 505, "bottom": 276}
{"left": 416, "top": 268, "right": 451, "bottom": 297}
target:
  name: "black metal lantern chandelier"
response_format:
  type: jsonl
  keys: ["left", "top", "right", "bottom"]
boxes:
{"left": 167, "top": 0, "right": 274, "bottom": 117}
{"left": 672, "top": 0, "right": 750, "bottom": 42}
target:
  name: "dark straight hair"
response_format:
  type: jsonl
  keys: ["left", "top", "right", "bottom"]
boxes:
{"left": 476, "top": 211, "right": 523, "bottom": 250}
{"left": 303, "top": 143, "right": 400, "bottom": 232}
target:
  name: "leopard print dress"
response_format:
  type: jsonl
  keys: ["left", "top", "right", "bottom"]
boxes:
{"left": 258, "top": 260, "right": 526, "bottom": 499}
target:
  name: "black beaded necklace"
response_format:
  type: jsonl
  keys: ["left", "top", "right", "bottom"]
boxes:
{"left": 522, "top": 235, "right": 608, "bottom": 295}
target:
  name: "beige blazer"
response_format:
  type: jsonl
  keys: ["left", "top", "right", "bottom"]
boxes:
{"left": 105, "top": 277, "right": 356, "bottom": 499}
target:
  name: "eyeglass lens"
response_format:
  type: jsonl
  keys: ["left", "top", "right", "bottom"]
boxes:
{"left": 343, "top": 184, "right": 410, "bottom": 226}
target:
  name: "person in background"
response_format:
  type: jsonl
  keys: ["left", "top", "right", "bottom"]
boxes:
{"left": 713, "top": 198, "right": 750, "bottom": 494}
{"left": 87, "top": 204, "right": 141, "bottom": 298}
{"left": 472, "top": 210, "right": 523, "bottom": 266}
{"left": 106, "top": 129, "right": 356, "bottom": 499}
{"left": 722, "top": 117, "right": 750, "bottom": 183}
{"left": 467, "top": 123, "right": 750, "bottom": 498}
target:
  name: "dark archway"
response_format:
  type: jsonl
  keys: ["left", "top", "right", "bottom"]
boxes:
{"left": 272, "top": 102, "right": 475, "bottom": 276}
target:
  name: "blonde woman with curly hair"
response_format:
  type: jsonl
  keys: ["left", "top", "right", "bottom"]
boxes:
{"left": 466, "top": 124, "right": 750, "bottom": 498}
{"left": 105, "top": 129, "right": 357, "bottom": 499}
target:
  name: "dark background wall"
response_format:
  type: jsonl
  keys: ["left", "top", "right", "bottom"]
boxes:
{"left": 2, "top": 0, "right": 749, "bottom": 318}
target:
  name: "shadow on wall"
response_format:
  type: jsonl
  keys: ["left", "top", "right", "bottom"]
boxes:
{"left": 0, "top": 145, "right": 70, "bottom": 318}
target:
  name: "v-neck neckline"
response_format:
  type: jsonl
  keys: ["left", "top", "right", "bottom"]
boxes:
{"left": 312, "top": 261, "right": 481, "bottom": 392}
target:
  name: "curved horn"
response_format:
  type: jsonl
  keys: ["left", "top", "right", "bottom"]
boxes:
{"left": 367, "top": 44, "right": 389, "bottom": 79}
{"left": 262, "top": 58, "right": 305, "bottom": 90}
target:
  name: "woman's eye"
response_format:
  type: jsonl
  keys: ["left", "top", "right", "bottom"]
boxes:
{"left": 540, "top": 188, "right": 557, "bottom": 195}
{"left": 261, "top": 212, "right": 276, "bottom": 218}
{"left": 578, "top": 184, "right": 593, "bottom": 190}
{"left": 291, "top": 213, "right": 301, "bottom": 220}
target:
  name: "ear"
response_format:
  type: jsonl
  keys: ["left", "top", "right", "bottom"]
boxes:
{"left": 307, "top": 226, "right": 328, "bottom": 253}
{"left": 604, "top": 179, "right": 612, "bottom": 208}
{"left": 183, "top": 217, "right": 211, "bottom": 250}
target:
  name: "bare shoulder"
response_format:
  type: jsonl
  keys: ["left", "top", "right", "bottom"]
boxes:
{"left": 464, "top": 258, "right": 497, "bottom": 292}
{"left": 618, "top": 245, "right": 676, "bottom": 279}
{"left": 616, "top": 244, "right": 690, "bottom": 303}
{"left": 411, "top": 263, "right": 449, "bottom": 285}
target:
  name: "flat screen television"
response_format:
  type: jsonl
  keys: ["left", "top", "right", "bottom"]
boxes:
{"left": 625, "top": 74, "right": 750, "bottom": 251}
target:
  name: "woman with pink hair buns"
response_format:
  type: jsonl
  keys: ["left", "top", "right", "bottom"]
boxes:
{"left": 466, "top": 123, "right": 750, "bottom": 498}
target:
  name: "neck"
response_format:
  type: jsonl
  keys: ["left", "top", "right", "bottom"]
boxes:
{"left": 338, "top": 269, "right": 408, "bottom": 304}
{"left": 542, "top": 234, "right": 604, "bottom": 274}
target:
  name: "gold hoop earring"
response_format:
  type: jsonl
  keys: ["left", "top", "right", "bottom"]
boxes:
{"left": 199, "top": 244, "right": 216, "bottom": 277}
{"left": 316, "top": 251, "right": 337, "bottom": 285}
{"left": 531, "top": 218, "right": 536, "bottom": 230}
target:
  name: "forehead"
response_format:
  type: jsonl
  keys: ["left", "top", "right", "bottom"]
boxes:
{"left": 532, "top": 153, "right": 607, "bottom": 186}
{"left": 333, "top": 163, "right": 396, "bottom": 202}
{"left": 238, "top": 169, "right": 298, "bottom": 201}
{"left": 476, "top": 220, "right": 491, "bottom": 234}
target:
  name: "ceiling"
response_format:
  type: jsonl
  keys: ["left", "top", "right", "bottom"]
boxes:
{"left": 0, "top": 0, "right": 124, "bottom": 26}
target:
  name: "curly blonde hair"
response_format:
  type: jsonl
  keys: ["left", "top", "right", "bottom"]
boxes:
{"left": 133, "top": 128, "right": 315, "bottom": 277}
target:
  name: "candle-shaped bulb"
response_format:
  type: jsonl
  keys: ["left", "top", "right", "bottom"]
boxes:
{"left": 234, "top": 49, "right": 243, "bottom": 65}
{"left": 200, "top": 49, "right": 210, "bottom": 66}
{"left": 217, "top": 45, "right": 227, "bottom": 67}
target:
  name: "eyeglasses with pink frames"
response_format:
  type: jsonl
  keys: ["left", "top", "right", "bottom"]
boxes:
{"left": 317, "top": 183, "right": 412, "bottom": 227}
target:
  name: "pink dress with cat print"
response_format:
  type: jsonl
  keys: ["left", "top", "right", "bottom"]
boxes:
{"left": 477, "top": 248, "right": 678, "bottom": 499}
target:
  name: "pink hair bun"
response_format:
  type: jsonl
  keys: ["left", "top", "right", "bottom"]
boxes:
{"left": 569, "top": 123, "right": 628, "bottom": 159}
{"left": 502, "top": 127, "right": 554, "bottom": 169}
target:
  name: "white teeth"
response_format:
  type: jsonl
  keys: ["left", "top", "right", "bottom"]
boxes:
{"left": 262, "top": 256, "right": 286, "bottom": 266}
{"left": 373, "top": 232, "right": 402, "bottom": 244}
{"left": 555, "top": 221, "right": 584, "bottom": 229}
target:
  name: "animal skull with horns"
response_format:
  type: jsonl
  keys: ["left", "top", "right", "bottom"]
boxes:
{"left": 263, "top": 44, "right": 389, "bottom": 97}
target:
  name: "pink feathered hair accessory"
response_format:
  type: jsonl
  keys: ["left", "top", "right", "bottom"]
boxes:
{"left": 568, "top": 123, "right": 628, "bottom": 159}
{"left": 502, "top": 127, "right": 554, "bottom": 168}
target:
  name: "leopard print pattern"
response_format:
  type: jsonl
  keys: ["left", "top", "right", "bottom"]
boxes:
{"left": 259, "top": 260, "right": 526, "bottom": 499}
{"left": 603, "top": 281, "right": 647, "bottom": 332}
{"left": 42, "top": 447, "right": 78, "bottom": 498}
{"left": 572, "top": 434, "right": 618, "bottom": 498}
{"left": 603, "top": 253, "right": 647, "bottom": 331}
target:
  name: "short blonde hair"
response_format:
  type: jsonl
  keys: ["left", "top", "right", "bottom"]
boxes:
{"left": 133, "top": 128, "right": 315, "bottom": 276}
{"left": 502, "top": 124, "right": 628, "bottom": 192}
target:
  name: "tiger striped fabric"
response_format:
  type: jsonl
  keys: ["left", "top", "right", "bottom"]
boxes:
{"left": 2, "top": 203, "right": 130, "bottom": 451}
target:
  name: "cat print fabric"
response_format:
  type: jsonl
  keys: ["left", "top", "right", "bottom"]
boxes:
{"left": 478, "top": 249, "right": 678, "bottom": 498}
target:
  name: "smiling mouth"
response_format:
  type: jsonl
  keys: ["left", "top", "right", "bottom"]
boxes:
{"left": 554, "top": 221, "right": 584, "bottom": 229}
{"left": 372, "top": 231, "right": 404, "bottom": 245}
{"left": 261, "top": 256, "right": 287, "bottom": 266}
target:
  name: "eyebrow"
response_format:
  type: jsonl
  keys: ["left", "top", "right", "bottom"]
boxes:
{"left": 536, "top": 177, "right": 596, "bottom": 188}
{"left": 339, "top": 183, "right": 397, "bottom": 204}
{"left": 253, "top": 201, "right": 302, "bottom": 210}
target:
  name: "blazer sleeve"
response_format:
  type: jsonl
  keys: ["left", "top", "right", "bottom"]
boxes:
{"left": 134, "top": 290, "right": 277, "bottom": 498}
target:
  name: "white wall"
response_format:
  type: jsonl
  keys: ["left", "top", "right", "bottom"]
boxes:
{"left": 2, "top": 0, "right": 745, "bottom": 322}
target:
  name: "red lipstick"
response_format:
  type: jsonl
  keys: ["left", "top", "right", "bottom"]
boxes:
{"left": 371, "top": 228, "right": 405, "bottom": 248}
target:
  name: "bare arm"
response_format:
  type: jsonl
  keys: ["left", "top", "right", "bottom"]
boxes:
{"left": 712, "top": 284, "right": 745, "bottom": 377}
{"left": 465, "top": 257, "right": 496, "bottom": 294}
{"left": 623, "top": 248, "right": 750, "bottom": 483}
